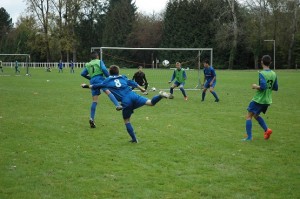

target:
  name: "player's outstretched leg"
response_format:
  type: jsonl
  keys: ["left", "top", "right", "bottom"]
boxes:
{"left": 255, "top": 115, "right": 272, "bottom": 140}
{"left": 169, "top": 87, "right": 174, "bottom": 99}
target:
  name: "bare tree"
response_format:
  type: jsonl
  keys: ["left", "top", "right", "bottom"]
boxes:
{"left": 227, "top": 0, "right": 238, "bottom": 69}
{"left": 288, "top": 0, "right": 299, "bottom": 68}
{"left": 28, "top": 0, "right": 52, "bottom": 61}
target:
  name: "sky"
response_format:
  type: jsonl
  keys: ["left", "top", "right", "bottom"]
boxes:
{"left": 1, "top": 0, "right": 169, "bottom": 25}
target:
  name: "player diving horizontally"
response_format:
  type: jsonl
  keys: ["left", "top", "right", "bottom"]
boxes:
{"left": 81, "top": 64, "right": 172, "bottom": 143}
{"left": 81, "top": 51, "right": 122, "bottom": 128}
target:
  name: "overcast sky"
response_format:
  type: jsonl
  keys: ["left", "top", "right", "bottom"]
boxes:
{"left": 1, "top": 0, "right": 169, "bottom": 25}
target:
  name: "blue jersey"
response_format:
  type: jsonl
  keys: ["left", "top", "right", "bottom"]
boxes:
{"left": 204, "top": 66, "right": 216, "bottom": 83}
{"left": 93, "top": 75, "right": 138, "bottom": 101}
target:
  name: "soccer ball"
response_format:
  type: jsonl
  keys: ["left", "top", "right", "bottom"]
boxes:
{"left": 162, "top": 60, "right": 170, "bottom": 67}
{"left": 151, "top": 87, "right": 156, "bottom": 91}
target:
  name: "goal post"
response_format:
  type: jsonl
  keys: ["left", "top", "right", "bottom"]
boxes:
{"left": 0, "top": 54, "right": 31, "bottom": 75}
{"left": 90, "top": 47, "right": 213, "bottom": 90}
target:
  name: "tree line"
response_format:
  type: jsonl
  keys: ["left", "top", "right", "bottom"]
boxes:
{"left": 0, "top": 0, "right": 299, "bottom": 69}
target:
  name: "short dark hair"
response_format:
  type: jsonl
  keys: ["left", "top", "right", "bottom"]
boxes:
{"left": 109, "top": 65, "right": 120, "bottom": 75}
{"left": 203, "top": 59, "right": 210, "bottom": 64}
{"left": 90, "top": 51, "right": 99, "bottom": 60}
{"left": 261, "top": 55, "right": 272, "bottom": 66}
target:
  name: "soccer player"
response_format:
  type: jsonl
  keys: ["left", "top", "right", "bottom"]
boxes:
{"left": 168, "top": 62, "right": 188, "bottom": 100}
{"left": 243, "top": 55, "right": 278, "bottom": 141}
{"left": 201, "top": 59, "right": 219, "bottom": 102}
{"left": 132, "top": 66, "right": 148, "bottom": 94}
{"left": 81, "top": 65, "right": 171, "bottom": 143}
{"left": 69, "top": 60, "right": 74, "bottom": 73}
{"left": 81, "top": 51, "right": 122, "bottom": 128}
{"left": 0, "top": 60, "right": 3, "bottom": 72}
{"left": 58, "top": 60, "right": 63, "bottom": 73}
{"left": 15, "top": 61, "right": 20, "bottom": 74}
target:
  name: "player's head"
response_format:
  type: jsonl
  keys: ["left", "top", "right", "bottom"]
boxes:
{"left": 203, "top": 59, "right": 210, "bottom": 67}
{"left": 109, "top": 65, "right": 120, "bottom": 75}
{"left": 90, "top": 51, "right": 99, "bottom": 60}
{"left": 138, "top": 66, "right": 143, "bottom": 71}
{"left": 176, "top": 62, "right": 181, "bottom": 69}
{"left": 261, "top": 55, "right": 272, "bottom": 67}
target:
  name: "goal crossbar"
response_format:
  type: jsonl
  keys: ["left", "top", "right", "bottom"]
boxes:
{"left": 91, "top": 47, "right": 213, "bottom": 90}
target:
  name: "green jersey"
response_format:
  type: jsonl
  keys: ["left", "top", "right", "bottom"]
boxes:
{"left": 85, "top": 59, "right": 103, "bottom": 78}
{"left": 174, "top": 69, "right": 186, "bottom": 83}
{"left": 252, "top": 70, "right": 277, "bottom": 105}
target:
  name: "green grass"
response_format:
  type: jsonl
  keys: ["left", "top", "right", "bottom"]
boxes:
{"left": 0, "top": 67, "right": 299, "bottom": 199}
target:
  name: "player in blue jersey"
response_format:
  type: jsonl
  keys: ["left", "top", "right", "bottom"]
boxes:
{"left": 201, "top": 59, "right": 219, "bottom": 102}
{"left": 69, "top": 60, "right": 74, "bottom": 73}
{"left": 168, "top": 62, "right": 188, "bottom": 100}
{"left": 242, "top": 55, "right": 278, "bottom": 141}
{"left": 58, "top": 60, "right": 63, "bottom": 73}
{"left": 81, "top": 51, "right": 122, "bottom": 128}
{"left": 81, "top": 65, "right": 171, "bottom": 143}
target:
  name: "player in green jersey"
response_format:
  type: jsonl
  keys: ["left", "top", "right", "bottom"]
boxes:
{"left": 243, "top": 55, "right": 278, "bottom": 141}
{"left": 168, "top": 62, "right": 188, "bottom": 100}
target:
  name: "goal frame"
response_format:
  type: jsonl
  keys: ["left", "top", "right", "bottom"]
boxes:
{"left": 0, "top": 54, "right": 31, "bottom": 75}
{"left": 91, "top": 47, "right": 213, "bottom": 89}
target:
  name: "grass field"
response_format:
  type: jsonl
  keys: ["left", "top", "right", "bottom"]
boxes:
{"left": 0, "top": 67, "right": 299, "bottom": 199}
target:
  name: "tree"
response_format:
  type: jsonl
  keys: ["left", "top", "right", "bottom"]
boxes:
{"left": 102, "top": 0, "right": 137, "bottom": 47}
{"left": 0, "top": 7, "right": 13, "bottom": 53}
{"left": 27, "top": 0, "right": 52, "bottom": 61}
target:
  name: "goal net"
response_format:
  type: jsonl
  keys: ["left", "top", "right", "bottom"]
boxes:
{"left": 90, "top": 47, "right": 213, "bottom": 90}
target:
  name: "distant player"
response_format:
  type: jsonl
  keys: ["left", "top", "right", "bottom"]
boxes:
{"left": 81, "top": 65, "right": 171, "bottom": 143}
{"left": 201, "top": 59, "right": 219, "bottom": 102}
{"left": 70, "top": 60, "right": 74, "bottom": 73}
{"left": 0, "top": 60, "right": 3, "bottom": 72}
{"left": 168, "top": 62, "right": 188, "bottom": 100}
{"left": 81, "top": 51, "right": 122, "bottom": 128}
{"left": 15, "top": 61, "right": 20, "bottom": 74}
{"left": 242, "top": 55, "right": 278, "bottom": 141}
{"left": 58, "top": 60, "right": 63, "bottom": 73}
{"left": 132, "top": 66, "right": 148, "bottom": 94}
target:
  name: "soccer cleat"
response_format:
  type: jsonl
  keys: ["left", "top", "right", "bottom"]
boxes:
{"left": 89, "top": 119, "right": 96, "bottom": 128}
{"left": 129, "top": 139, "right": 138, "bottom": 143}
{"left": 201, "top": 99, "right": 204, "bottom": 102}
{"left": 241, "top": 137, "right": 252, "bottom": 141}
{"left": 142, "top": 92, "right": 148, "bottom": 95}
{"left": 116, "top": 106, "right": 123, "bottom": 111}
{"left": 184, "top": 96, "right": 188, "bottom": 101}
{"left": 81, "top": 84, "right": 89, "bottom": 88}
{"left": 264, "top": 128, "right": 272, "bottom": 140}
{"left": 159, "top": 91, "right": 171, "bottom": 99}
{"left": 169, "top": 94, "right": 174, "bottom": 99}
{"left": 215, "top": 99, "right": 219, "bottom": 102}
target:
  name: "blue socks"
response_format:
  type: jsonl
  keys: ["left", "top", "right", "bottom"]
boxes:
{"left": 180, "top": 87, "right": 187, "bottom": 97}
{"left": 151, "top": 95, "right": 162, "bottom": 105}
{"left": 90, "top": 102, "right": 97, "bottom": 120}
{"left": 107, "top": 93, "right": 120, "bottom": 107}
{"left": 125, "top": 123, "right": 137, "bottom": 141}
{"left": 246, "top": 119, "right": 252, "bottom": 139}
{"left": 256, "top": 116, "right": 268, "bottom": 132}
{"left": 211, "top": 91, "right": 219, "bottom": 101}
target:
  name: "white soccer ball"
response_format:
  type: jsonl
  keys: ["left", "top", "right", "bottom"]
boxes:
{"left": 151, "top": 87, "right": 156, "bottom": 91}
{"left": 162, "top": 60, "right": 170, "bottom": 67}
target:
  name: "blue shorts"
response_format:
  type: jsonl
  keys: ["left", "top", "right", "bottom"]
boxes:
{"left": 247, "top": 101, "right": 269, "bottom": 115}
{"left": 90, "top": 75, "right": 105, "bottom": 96}
{"left": 121, "top": 92, "right": 148, "bottom": 119}
{"left": 204, "top": 80, "right": 216, "bottom": 89}
{"left": 174, "top": 81, "right": 185, "bottom": 88}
